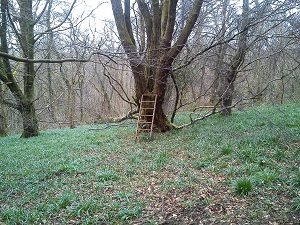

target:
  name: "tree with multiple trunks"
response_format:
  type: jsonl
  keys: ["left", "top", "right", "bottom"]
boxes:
{"left": 110, "top": 0, "right": 204, "bottom": 132}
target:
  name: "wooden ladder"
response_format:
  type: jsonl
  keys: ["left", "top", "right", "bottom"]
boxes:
{"left": 135, "top": 94, "right": 157, "bottom": 141}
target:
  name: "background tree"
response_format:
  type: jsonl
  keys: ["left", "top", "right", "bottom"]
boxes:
{"left": 0, "top": 0, "right": 76, "bottom": 137}
{"left": 0, "top": 0, "right": 8, "bottom": 137}
{"left": 0, "top": 82, "right": 7, "bottom": 136}
{"left": 216, "top": 0, "right": 249, "bottom": 115}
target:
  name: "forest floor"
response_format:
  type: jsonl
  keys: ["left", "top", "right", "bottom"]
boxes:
{"left": 1, "top": 103, "right": 300, "bottom": 224}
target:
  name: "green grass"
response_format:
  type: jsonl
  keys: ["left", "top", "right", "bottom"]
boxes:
{"left": 233, "top": 177, "right": 253, "bottom": 195}
{"left": 1, "top": 103, "right": 300, "bottom": 224}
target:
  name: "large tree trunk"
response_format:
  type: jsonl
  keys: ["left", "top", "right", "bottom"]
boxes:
{"left": 0, "top": 0, "right": 8, "bottom": 137}
{"left": 79, "top": 79, "right": 84, "bottom": 122}
{"left": 19, "top": 0, "right": 40, "bottom": 136}
{"left": 21, "top": 101, "right": 39, "bottom": 137}
{"left": 155, "top": 103, "right": 170, "bottom": 132}
{"left": 0, "top": 0, "right": 39, "bottom": 137}
{"left": 61, "top": 69, "right": 76, "bottom": 129}
{"left": 110, "top": 0, "right": 204, "bottom": 131}
{"left": 153, "top": 61, "right": 172, "bottom": 131}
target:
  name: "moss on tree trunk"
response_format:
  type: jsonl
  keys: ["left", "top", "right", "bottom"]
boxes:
{"left": 21, "top": 101, "right": 39, "bottom": 138}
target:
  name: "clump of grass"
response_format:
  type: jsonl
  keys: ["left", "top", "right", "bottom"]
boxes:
{"left": 97, "top": 170, "right": 120, "bottom": 182}
{"left": 192, "top": 160, "right": 208, "bottom": 170}
{"left": 233, "top": 177, "right": 253, "bottom": 195}
{"left": 73, "top": 200, "right": 100, "bottom": 217}
{"left": 0, "top": 208, "right": 36, "bottom": 224}
{"left": 273, "top": 148, "right": 286, "bottom": 161}
{"left": 117, "top": 207, "right": 141, "bottom": 221}
{"left": 291, "top": 197, "right": 300, "bottom": 212}
{"left": 255, "top": 170, "right": 278, "bottom": 185}
{"left": 291, "top": 173, "right": 300, "bottom": 187}
{"left": 220, "top": 145, "right": 233, "bottom": 155}
{"left": 155, "top": 150, "right": 169, "bottom": 165}
{"left": 257, "top": 157, "right": 268, "bottom": 167}
{"left": 55, "top": 191, "right": 74, "bottom": 212}
{"left": 241, "top": 162, "right": 259, "bottom": 176}
{"left": 239, "top": 149, "right": 256, "bottom": 163}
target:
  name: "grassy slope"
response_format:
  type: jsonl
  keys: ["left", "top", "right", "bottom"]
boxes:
{"left": 0, "top": 103, "right": 300, "bottom": 224}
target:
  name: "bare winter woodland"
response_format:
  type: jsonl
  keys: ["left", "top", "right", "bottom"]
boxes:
{"left": 0, "top": 0, "right": 299, "bottom": 137}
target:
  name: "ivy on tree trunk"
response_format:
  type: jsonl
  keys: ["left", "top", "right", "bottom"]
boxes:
{"left": 0, "top": 0, "right": 39, "bottom": 137}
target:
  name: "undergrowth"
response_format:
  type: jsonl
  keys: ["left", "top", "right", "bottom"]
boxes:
{"left": 0, "top": 103, "right": 299, "bottom": 224}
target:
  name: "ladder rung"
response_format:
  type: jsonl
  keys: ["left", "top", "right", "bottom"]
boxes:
{"left": 141, "top": 108, "right": 154, "bottom": 110}
{"left": 138, "top": 128, "right": 152, "bottom": 131}
{"left": 138, "top": 121, "right": 152, "bottom": 124}
{"left": 141, "top": 101, "right": 156, "bottom": 103}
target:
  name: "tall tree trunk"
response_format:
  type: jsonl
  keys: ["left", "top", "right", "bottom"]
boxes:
{"left": 0, "top": 0, "right": 9, "bottom": 137}
{"left": 209, "top": 0, "right": 229, "bottom": 105}
{"left": 218, "top": 76, "right": 234, "bottom": 115}
{"left": 0, "top": 0, "right": 39, "bottom": 137}
{"left": 0, "top": 82, "right": 7, "bottom": 137}
{"left": 153, "top": 61, "right": 172, "bottom": 132}
{"left": 18, "top": 0, "right": 39, "bottom": 136}
{"left": 218, "top": 0, "right": 249, "bottom": 115}
{"left": 46, "top": 0, "right": 56, "bottom": 122}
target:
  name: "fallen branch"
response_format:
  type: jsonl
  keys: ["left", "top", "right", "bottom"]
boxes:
{"left": 88, "top": 120, "right": 136, "bottom": 130}
{"left": 89, "top": 110, "right": 138, "bottom": 130}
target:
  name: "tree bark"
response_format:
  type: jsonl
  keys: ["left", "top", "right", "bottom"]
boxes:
{"left": 0, "top": 82, "right": 7, "bottom": 137}
{"left": 69, "top": 83, "right": 76, "bottom": 129}
{"left": 18, "top": 0, "right": 39, "bottom": 136}
{"left": 0, "top": 0, "right": 9, "bottom": 137}
{"left": 20, "top": 101, "right": 39, "bottom": 137}
{"left": 0, "top": 0, "right": 39, "bottom": 137}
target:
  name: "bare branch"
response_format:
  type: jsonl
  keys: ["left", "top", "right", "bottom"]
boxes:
{"left": 0, "top": 51, "right": 116, "bottom": 64}
{"left": 103, "top": 69, "right": 137, "bottom": 107}
{"left": 34, "top": 0, "right": 77, "bottom": 42}
{"left": 32, "top": 0, "right": 49, "bottom": 26}
{"left": 175, "top": 75, "right": 293, "bottom": 130}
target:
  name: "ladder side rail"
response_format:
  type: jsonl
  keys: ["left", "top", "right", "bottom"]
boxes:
{"left": 149, "top": 95, "right": 157, "bottom": 139}
{"left": 135, "top": 94, "right": 146, "bottom": 141}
